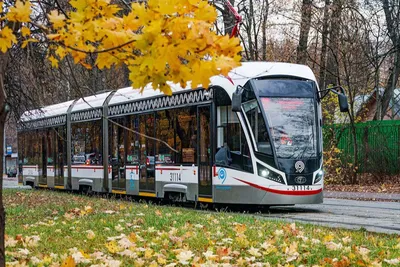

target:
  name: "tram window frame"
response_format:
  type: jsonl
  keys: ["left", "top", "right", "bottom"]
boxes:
{"left": 109, "top": 117, "right": 126, "bottom": 166}
{"left": 27, "top": 130, "right": 41, "bottom": 166}
{"left": 126, "top": 115, "right": 140, "bottom": 166}
{"left": 46, "top": 129, "right": 55, "bottom": 168}
{"left": 242, "top": 99, "right": 273, "bottom": 156}
{"left": 155, "top": 110, "right": 176, "bottom": 165}
{"left": 71, "top": 120, "right": 103, "bottom": 165}
{"left": 54, "top": 126, "right": 66, "bottom": 179}
{"left": 175, "top": 107, "right": 197, "bottom": 165}
{"left": 216, "top": 105, "right": 253, "bottom": 173}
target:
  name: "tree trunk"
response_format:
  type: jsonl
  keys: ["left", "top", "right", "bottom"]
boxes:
{"left": 250, "top": 0, "right": 258, "bottom": 60}
{"left": 297, "top": 0, "right": 313, "bottom": 64}
{"left": 245, "top": 12, "right": 255, "bottom": 60}
{"left": 325, "top": 0, "right": 341, "bottom": 87}
{"left": 262, "top": 0, "right": 269, "bottom": 61}
{"left": 379, "top": 51, "right": 400, "bottom": 120}
{"left": 318, "top": 0, "right": 331, "bottom": 89}
{"left": 0, "top": 52, "right": 10, "bottom": 267}
{"left": 374, "top": 0, "right": 400, "bottom": 120}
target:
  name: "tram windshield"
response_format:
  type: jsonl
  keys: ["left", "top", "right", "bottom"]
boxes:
{"left": 261, "top": 97, "right": 317, "bottom": 159}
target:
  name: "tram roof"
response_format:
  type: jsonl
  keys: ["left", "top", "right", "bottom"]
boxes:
{"left": 20, "top": 100, "right": 75, "bottom": 122}
{"left": 71, "top": 91, "right": 113, "bottom": 113}
{"left": 20, "top": 62, "right": 316, "bottom": 122}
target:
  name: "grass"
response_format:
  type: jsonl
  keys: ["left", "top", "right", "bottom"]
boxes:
{"left": 3, "top": 189, "right": 400, "bottom": 266}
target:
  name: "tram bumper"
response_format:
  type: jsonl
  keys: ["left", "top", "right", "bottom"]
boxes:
{"left": 214, "top": 184, "right": 323, "bottom": 205}
{"left": 259, "top": 185, "right": 323, "bottom": 205}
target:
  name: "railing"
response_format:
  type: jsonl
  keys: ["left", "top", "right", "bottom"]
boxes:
{"left": 324, "top": 120, "right": 400, "bottom": 174}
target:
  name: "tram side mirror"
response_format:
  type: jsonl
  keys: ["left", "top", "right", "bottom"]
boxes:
{"left": 321, "top": 86, "right": 349, "bottom": 113}
{"left": 232, "top": 85, "right": 244, "bottom": 112}
{"left": 338, "top": 93, "right": 349, "bottom": 113}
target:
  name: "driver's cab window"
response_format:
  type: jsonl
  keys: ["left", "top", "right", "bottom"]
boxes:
{"left": 216, "top": 106, "right": 253, "bottom": 173}
{"left": 242, "top": 100, "right": 272, "bottom": 155}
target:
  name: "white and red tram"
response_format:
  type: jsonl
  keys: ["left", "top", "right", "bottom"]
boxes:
{"left": 17, "top": 62, "right": 348, "bottom": 205}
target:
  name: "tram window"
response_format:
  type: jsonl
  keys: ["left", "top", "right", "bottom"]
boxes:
{"left": 155, "top": 110, "right": 175, "bottom": 164}
{"left": 57, "top": 127, "right": 67, "bottom": 168}
{"left": 216, "top": 106, "right": 253, "bottom": 173}
{"left": 46, "top": 130, "right": 55, "bottom": 167}
{"left": 27, "top": 131, "right": 41, "bottom": 165}
{"left": 20, "top": 131, "right": 35, "bottom": 165}
{"left": 126, "top": 116, "right": 140, "bottom": 165}
{"left": 71, "top": 121, "right": 103, "bottom": 165}
{"left": 109, "top": 118, "right": 125, "bottom": 167}
{"left": 175, "top": 107, "right": 197, "bottom": 164}
{"left": 242, "top": 100, "right": 273, "bottom": 155}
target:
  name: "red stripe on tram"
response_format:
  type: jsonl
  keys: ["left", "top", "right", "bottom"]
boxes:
{"left": 233, "top": 177, "right": 322, "bottom": 196}
{"left": 155, "top": 167, "right": 189, "bottom": 171}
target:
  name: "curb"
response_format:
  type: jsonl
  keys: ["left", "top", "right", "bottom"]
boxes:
{"left": 3, "top": 186, "right": 32, "bottom": 190}
{"left": 324, "top": 190, "right": 400, "bottom": 201}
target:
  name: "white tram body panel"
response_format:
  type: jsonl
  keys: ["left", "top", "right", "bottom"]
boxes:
{"left": 18, "top": 62, "right": 325, "bottom": 205}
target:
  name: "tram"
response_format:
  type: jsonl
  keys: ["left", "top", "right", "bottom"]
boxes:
{"left": 17, "top": 62, "right": 348, "bottom": 205}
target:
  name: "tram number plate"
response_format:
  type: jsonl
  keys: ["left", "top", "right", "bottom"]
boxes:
{"left": 291, "top": 185, "right": 311, "bottom": 191}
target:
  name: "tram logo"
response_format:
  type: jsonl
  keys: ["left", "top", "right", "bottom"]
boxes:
{"left": 294, "top": 176, "right": 307, "bottom": 184}
{"left": 218, "top": 168, "right": 227, "bottom": 184}
{"left": 295, "top": 161, "right": 305, "bottom": 173}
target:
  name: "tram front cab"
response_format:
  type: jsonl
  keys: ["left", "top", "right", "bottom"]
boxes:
{"left": 228, "top": 76, "right": 348, "bottom": 205}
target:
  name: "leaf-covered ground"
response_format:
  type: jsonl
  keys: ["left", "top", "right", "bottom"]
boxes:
{"left": 3, "top": 190, "right": 400, "bottom": 267}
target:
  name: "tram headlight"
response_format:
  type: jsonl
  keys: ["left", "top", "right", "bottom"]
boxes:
{"left": 257, "top": 163, "right": 285, "bottom": 184}
{"left": 314, "top": 170, "right": 324, "bottom": 184}
{"left": 261, "top": 169, "right": 270, "bottom": 177}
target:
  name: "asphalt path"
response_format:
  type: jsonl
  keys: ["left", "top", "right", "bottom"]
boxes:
{"left": 260, "top": 198, "right": 400, "bottom": 235}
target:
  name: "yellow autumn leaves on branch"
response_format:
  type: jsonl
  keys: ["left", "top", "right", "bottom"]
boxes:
{"left": 0, "top": 0, "right": 242, "bottom": 95}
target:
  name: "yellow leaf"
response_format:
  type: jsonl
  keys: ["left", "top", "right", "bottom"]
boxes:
{"left": 215, "top": 55, "right": 240, "bottom": 76}
{"left": 71, "top": 50, "right": 87, "bottom": 64}
{"left": 48, "top": 56, "right": 59, "bottom": 68}
{"left": 48, "top": 10, "right": 66, "bottom": 29}
{"left": 47, "top": 34, "right": 61, "bottom": 40}
{"left": 61, "top": 256, "right": 76, "bottom": 267}
{"left": 194, "top": 1, "right": 217, "bottom": 22}
{"left": 106, "top": 240, "right": 121, "bottom": 254}
{"left": 157, "top": 256, "right": 167, "bottom": 265}
{"left": 323, "top": 234, "right": 334, "bottom": 243}
{"left": 69, "top": 0, "right": 87, "bottom": 11}
{"left": 144, "top": 248, "right": 153, "bottom": 259}
{"left": 80, "top": 62, "right": 92, "bottom": 69}
{"left": 21, "top": 27, "right": 30, "bottom": 37}
{"left": 0, "top": 27, "right": 17, "bottom": 53}
{"left": 6, "top": 0, "right": 31, "bottom": 22}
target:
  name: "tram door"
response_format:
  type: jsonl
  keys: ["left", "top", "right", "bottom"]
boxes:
{"left": 54, "top": 128, "right": 65, "bottom": 186}
{"left": 111, "top": 119, "right": 126, "bottom": 190}
{"left": 198, "top": 105, "right": 212, "bottom": 196}
{"left": 136, "top": 114, "right": 156, "bottom": 192}
{"left": 39, "top": 131, "right": 47, "bottom": 185}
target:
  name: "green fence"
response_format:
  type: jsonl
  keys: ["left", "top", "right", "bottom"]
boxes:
{"left": 324, "top": 120, "right": 400, "bottom": 174}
